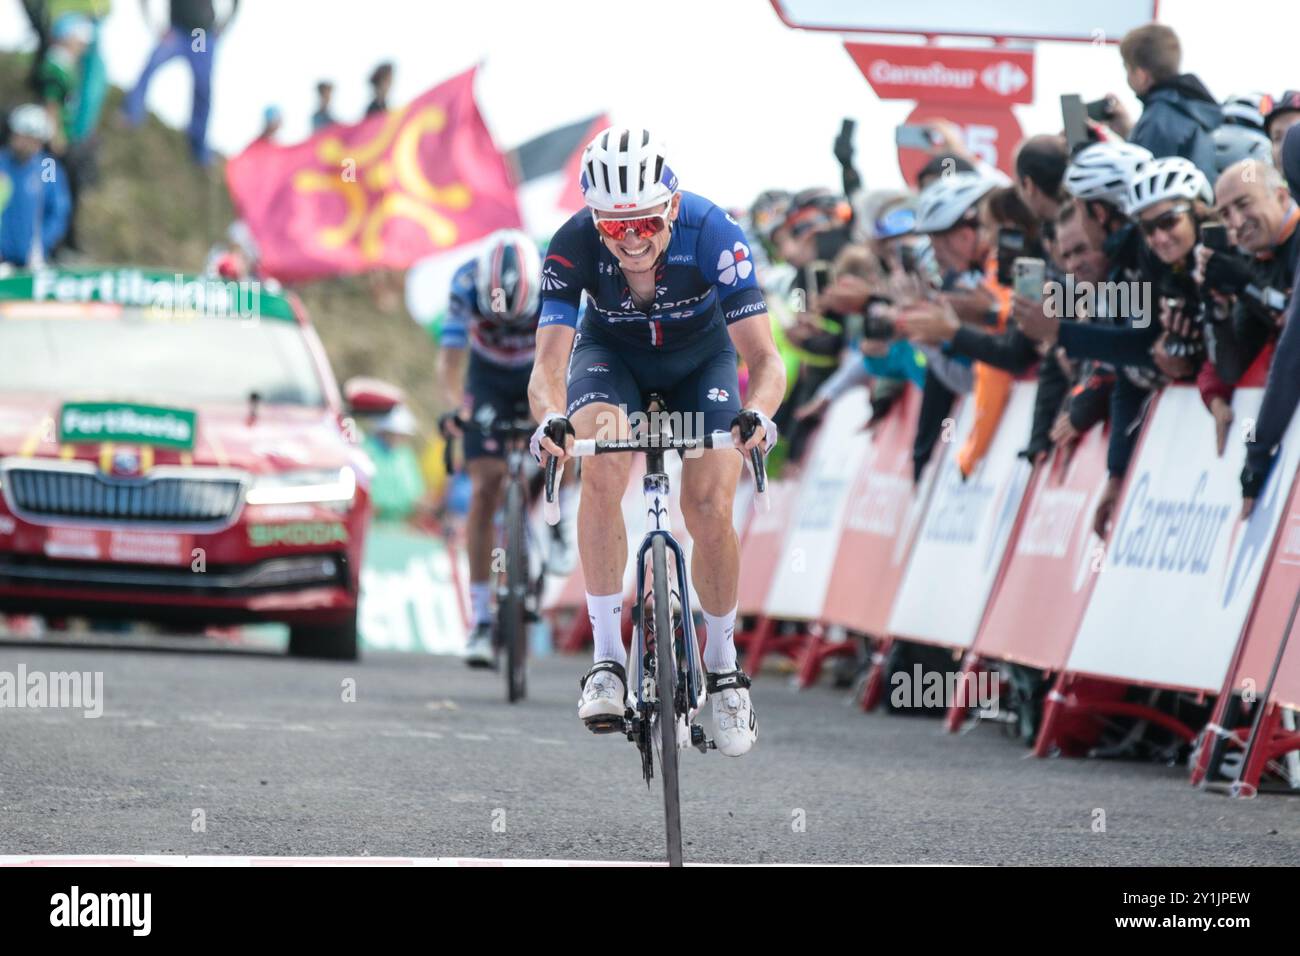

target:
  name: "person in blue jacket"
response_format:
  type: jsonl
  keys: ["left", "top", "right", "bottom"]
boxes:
{"left": 1119, "top": 24, "right": 1221, "bottom": 180}
{"left": 0, "top": 105, "right": 71, "bottom": 267}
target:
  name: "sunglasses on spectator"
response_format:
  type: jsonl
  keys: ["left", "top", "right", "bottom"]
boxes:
{"left": 1138, "top": 204, "right": 1192, "bottom": 237}
{"left": 591, "top": 209, "right": 671, "bottom": 242}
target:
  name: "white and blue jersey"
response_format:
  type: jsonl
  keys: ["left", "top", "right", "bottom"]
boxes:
{"left": 441, "top": 258, "right": 539, "bottom": 368}
{"left": 538, "top": 191, "right": 767, "bottom": 349}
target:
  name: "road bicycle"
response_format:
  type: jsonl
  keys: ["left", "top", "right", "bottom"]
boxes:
{"left": 544, "top": 401, "right": 767, "bottom": 865}
{"left": 445, "top": 408, "right": 543, "bottom": 703}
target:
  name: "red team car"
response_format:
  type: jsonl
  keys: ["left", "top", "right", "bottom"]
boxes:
{"left": 0, "top": 267, "right": 394, "bottom": 660}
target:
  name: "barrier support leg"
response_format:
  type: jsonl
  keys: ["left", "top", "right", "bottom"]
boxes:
{"left": 559, "top": 610, "right": 591, "bottom": 654}
{"left": 1033, "top": 673, "right": 1071, "bottom": 757}
{"left": 859, "top": 636, "right": 892, "bottom": 713}
{"left": 793, "top": 622, "right": 856, "bottom": 689}
{"left": 943, "top": 651, "right": 981, "bottom": 734}
{"left": 1190, "top": 691, "right": 1247, "bottom": 787}
{"left": 743, "top": 616, "right": 776, "bottom": 676}
{"left": 1239, "top": 706, "right": 1300, "bottom": 792}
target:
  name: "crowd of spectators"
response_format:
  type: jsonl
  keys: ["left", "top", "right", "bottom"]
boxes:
{"left": 744, "top": 23, "right": 1300, "bottom": 528}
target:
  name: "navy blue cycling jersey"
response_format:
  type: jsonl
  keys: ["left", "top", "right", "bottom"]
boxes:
{"left": 538, "top": 190, "right": 768, "bottom": 349}
{"left": 440, "top": 258, "right": 539, "bottom": 368}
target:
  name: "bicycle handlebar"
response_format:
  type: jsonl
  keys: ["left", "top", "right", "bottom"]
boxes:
{"left": 543, "top": 431, "right": 769, "bottom": 525}
{"left": 442, "top": 416, "right": 536, "bottom": 477}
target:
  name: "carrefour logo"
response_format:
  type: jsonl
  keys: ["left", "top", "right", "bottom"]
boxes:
{"left": 980, "top": 61, "right": 1028, "bottom": 97}
{"left": 1109, "top": 472, "right": 1232, "bottom": 575}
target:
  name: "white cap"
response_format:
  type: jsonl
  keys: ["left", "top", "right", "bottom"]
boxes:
{"left": 8, "top": 104, "right": 53, "bottom": 143}
{"left": 376, "top": 404, "right": 418, "bottom": 437}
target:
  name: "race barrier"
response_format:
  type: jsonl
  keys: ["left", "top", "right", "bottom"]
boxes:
{"left": 745, "top": 388, "right": 873, "bottom": 678}
{"left": 1191, "top": 464, "right": 1300, "bottom": 793}
{"left": 942, "top": 421, "right": 1110, "bottom": 734}
{"left": 1035, "top": 384, "right": 1300, "bottom": 757}
{"left": 359, "top": 522, "right": 469, "bottom": 654}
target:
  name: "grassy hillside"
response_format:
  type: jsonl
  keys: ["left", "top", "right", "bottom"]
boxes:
{"left": 1, "top": 51, "right": 443, "bottom": 425}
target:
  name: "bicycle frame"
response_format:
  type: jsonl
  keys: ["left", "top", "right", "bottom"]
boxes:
{"left": 629, "top": 446, "right": 707, "bottom": 745}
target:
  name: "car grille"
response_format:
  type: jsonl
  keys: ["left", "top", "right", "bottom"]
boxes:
{"left": 2, "top": 463, "right": 244, "bottom": 526}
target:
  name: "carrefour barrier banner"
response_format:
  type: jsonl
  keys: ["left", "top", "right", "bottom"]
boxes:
{"left": 821, "top": 384, "right": 929, "bottom": 634}
{"left": 973, "top": 421, "right": 1109, "bottom": 670}
{"left": 359, "top": 522, "right": 467, "bottom": 654}
{"left": 764, "top": 388, "right": 873, "bottom": 620}
{"left": 1066, "top": 386, "right": 1300, "bottom": 692}
{"left": 1227, "top": 473, "right": 1300, "bottom": 710}
{"left": 887, "top": 382, "right": 1035, "bottom": 647}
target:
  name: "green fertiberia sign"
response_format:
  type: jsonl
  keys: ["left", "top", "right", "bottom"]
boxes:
{"left": 59, "top": 402, "right": 197, "bottom": 450}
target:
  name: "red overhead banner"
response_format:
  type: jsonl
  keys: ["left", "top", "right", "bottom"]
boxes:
{"left": 845, "top": 42, "right": 1034, "bottom": 106}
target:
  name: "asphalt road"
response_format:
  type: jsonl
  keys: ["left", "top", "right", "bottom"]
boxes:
{"left": 1, "top": 635, "right": 1298, "bottom": 865}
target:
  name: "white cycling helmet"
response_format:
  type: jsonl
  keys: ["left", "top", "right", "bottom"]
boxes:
{"left": 1213, "top": 124, "right": 1274, "bottom": 174}
{"left": 579, "top": 125, "right": 678, "bottom": 213}
{"left": 1221, "top": 91, "right": 1271, "bottom": 131}
{"left": 474, "top": 229, "right": 541, "bottom": 322}
{"left": 8, "top": 103, "right": 53, "bottom": 142}
{"left": 914, "top": 169, "right": 1007, "bottom": 233}
{"left": 1064, "top": 140, "right": 1153, "bottom": 211}
{"left": 1125, "top": 156, "right": 1214, "bottom": 215}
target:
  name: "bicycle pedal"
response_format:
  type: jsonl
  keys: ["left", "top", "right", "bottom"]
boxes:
{"left": 583, "top": 715, "right": 625, "bottom": 735}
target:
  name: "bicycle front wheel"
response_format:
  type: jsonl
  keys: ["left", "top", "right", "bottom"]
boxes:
{"left": 502, "top": 478, "right": 528, "bottom": 703}
{"left": 651, "top": 535, "right": 683, "bottom": 867}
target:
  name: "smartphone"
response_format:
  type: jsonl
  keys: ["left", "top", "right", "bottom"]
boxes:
{"left": 899, "top": 244, "right": 918, "bottom": 274}
{"left": 996, "top": 228, "right": 1027, "bottom": 287}
{"left": 895, "top": 124, "right": 937, "bottom": 151}
{"left": 807, "top": 261, "right": 833, "bottom": 295}
{"left": 1061, "top": 94, "right": 1090, "bottom": 152}
{"left": 1201, "top": 223, "right": 1230, "bottom": 251}
{"left": 1013, "top": 257, "right": 1047, "bottom": 303}
{"left": 1085, "top": 96, "right": 1115, "bottom": 122}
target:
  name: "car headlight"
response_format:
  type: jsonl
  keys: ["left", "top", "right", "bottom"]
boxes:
{"left": 245, "top": 466, "right": 356, "bottom": 506}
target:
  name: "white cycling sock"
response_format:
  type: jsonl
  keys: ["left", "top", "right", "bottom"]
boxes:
{"left": 702, "top": 606, "right": 739, "bottom": 674}
{"left": 469, "top": 582, "right": 492, "bottom": 628}
{"left": 587, "top": 591, "right": 625, "bottom": 664}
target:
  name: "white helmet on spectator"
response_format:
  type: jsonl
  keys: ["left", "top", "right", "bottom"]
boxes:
{"left": 1064, "top": 141, "right": 1153, "bottom": 212}
{"left": 914, "top": 169, "right": 1007, "bottom": 233}
{"left": 1125, "top": 156, "right": 1214, "bottom": 215}
{"left": 8, "top": 104, "right": 53, "bottom": 143}
{"left": 1221, "top": 91, "right": 1271, "bottom": 131}
{"left": 1213, "top": 124, "right": 1274, "bottom": 174}
{"left": 580, "top": 126, "right": 678, "bottom": 213}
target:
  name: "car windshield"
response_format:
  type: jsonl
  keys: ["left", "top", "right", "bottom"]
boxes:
{"left": 0, "top": 305, "right": 326, "bottom": 407}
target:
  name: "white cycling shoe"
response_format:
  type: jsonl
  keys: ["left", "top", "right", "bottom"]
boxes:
{"left": 464, "top": 622, "right": 495, "bottom": 669}
{"left": 708, "top": 670, "right": 757, "bottom": 757}
{"left": 578, "top": 660, "right": 628, "bottom": 733}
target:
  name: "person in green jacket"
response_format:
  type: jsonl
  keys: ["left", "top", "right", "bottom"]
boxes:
{"left": 362, "top": 405, "right": 428, "bottom": 523}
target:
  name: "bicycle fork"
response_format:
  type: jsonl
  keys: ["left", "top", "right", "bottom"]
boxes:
{"left": 630, "top": 464, "right": 711, "bottom": 757}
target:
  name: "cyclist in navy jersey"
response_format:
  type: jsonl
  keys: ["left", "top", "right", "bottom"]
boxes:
{"left": 438, "top": 229, "right": 545, "bottom": 667}
{"left": 528, "top": 126, "right": 787, "bottom": 757}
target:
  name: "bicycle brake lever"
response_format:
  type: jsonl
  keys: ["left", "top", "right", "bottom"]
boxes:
{"left": 544, "top": 458, "right": 563, "bottom": 526}
{"left": 749, "top": 446, "right": 770, "bottom": 513}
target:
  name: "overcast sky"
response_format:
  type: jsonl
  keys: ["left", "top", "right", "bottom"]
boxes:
{"left": 1, "top": 0, "right": 1293, "bottom": 208}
